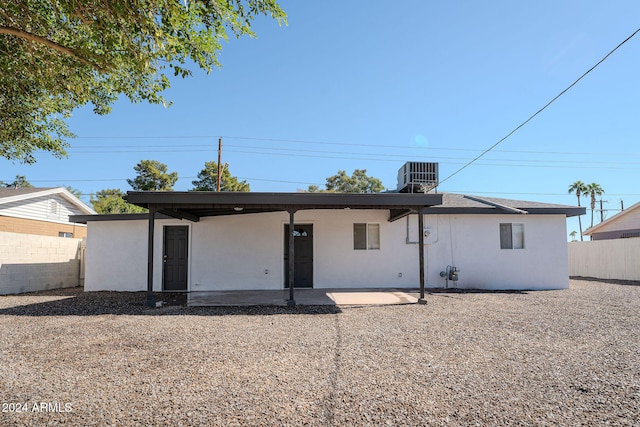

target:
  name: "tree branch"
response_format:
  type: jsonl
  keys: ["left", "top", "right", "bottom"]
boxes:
{"left": 0, "top": 25, "right": 104, "bottom": 72}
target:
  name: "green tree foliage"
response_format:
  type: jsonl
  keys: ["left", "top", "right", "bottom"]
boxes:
{"left": 191, "top": 161, "right": 250, "bottom": 192}
{"left": 90, "top": 189, "right": 146, "bottom": 214}
{"left": 568, "top": 180, "right": 587, "bottom": 241}
{"left": 309, "top": 169, "right": 384, "bottom": 193}
{"left": 127, "top": 160, "right": 178, "bottom": 191}
{"left": 306, "top": 185, "right": 321, "bottom": 193}
{"left": 1, "top": 175, "right": 33, "bottom": 188}
{"left": 65, "top": 186, "right": 83, "bottom": 198}
{"left": 0, "top": 1, "right": 286, "bottom": 163}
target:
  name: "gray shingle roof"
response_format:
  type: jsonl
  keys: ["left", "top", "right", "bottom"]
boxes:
{"left": 0, "top": 187, "right": 56, "bottom": 199}
{"left": 423, "top": 193, "right": 584, "bottom": 217}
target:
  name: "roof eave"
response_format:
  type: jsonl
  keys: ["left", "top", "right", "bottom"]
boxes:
{"left": 126, "top": 191, "right": 443, "bottom": 209}
{"left": 422, "top": 207, "right": 585, "bottom": 217}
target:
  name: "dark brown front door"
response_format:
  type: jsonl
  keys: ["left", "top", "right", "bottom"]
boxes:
{"left": 163, "top": 226, "right": 188, "bottom": 291}
{"left": 284, "top": 224, "right": 313, "bottom": 288}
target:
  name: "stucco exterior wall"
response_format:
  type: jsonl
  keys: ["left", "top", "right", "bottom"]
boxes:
{"left": 189, "top": 210, "right": 419, "bottom": 291}
{"left": 84, "top": 220, "right": 149, "bottom": 291}
{"left": 419, "top": 214, "right": 569, "bottom": 290}
{"left": 83, "top": 210, "right": 570, "bottom": 292}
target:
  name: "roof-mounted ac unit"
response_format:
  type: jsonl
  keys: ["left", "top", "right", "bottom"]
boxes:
{"left": 397, "top": 162, "right": 439, "bottom": 193}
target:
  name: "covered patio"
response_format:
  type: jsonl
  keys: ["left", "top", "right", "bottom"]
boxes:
{"left": 124, "top": 191, "right": 443, "bottom": 307}
{"left": 187, "top": 288, "right": 419, "bottom": 307}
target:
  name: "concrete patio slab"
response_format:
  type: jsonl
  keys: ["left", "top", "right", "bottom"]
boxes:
{"left": 187, "top": 288, "right": 419, "bottom": 307}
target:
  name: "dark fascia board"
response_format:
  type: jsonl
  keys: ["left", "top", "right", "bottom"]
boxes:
{"left": 69, "top": 213, "right": 173, "bottom": 224}
{"left": 422, "top": 206, "right": 585, "bottom": 217}
{"left": 525, "top": 207, "right": 585, "bottom": 217}
{"left": 159, "top": 208, "right": 200, "bottom": 222}
{"left": 126, "top": 191, "right": 443, "bottom": 210}
{"left": 389, "top": 209, "right": 415, "bottom": 222}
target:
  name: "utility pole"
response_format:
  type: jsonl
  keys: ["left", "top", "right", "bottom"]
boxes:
{"left": 599, "top": 199, "right": 607, "bottom": 223}
{"left": 621, "top": 199, "right": 624, "bottom": 211}
{"left": 216, "top": 137, "right": 222, "bottom": 192}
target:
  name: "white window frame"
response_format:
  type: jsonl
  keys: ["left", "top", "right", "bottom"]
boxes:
{"left": 500, "top": 223, "right": 524, "bottom": 249}
{"left": 354, "top": 223, "right": 380, "bottom": 250}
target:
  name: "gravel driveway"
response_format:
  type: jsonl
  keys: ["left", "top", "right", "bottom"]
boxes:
{"left": 1, "top": 279, "right": 638, "bottom": 426}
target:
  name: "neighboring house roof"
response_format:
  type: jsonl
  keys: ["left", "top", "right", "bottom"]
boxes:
{"left": 70, "top": 191, "right": 584, "bottom": 224}
{"left": 0, "top": 187, "right": 96, "bottom": 216}
{"left": 583, "top": 201, "right": 640, "bottom": 236}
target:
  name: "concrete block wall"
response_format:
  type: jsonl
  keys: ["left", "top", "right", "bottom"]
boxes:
{"left": 0, "top": 231, "right": 83, "bottom": 294}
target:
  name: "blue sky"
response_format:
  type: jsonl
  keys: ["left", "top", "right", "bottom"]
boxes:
{"left": 2, "top": 1, "right": 639, "bottom": 237}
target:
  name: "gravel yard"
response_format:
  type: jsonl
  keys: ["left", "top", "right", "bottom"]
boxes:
{"left": 1, "top": 279, "right": 638, "bottom": 426}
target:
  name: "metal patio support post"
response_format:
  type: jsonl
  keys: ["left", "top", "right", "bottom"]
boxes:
{"left": 145, "top": 205, "right": 157, "bottom": 308}
{"left": 417, "top": 208, "right": 427, "bottom": 305}
{"left": 287, "top": 209, "right": 296, "bottom": 306}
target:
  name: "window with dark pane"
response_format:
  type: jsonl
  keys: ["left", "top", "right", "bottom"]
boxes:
{"left": 500, "top": 223, "right": 524, "bottom": 249}
{"left": 354, "top": 223, "right": 380, "bottom": 250}
{"left": 354, "top": 223, "right": 367, "bottom": 250}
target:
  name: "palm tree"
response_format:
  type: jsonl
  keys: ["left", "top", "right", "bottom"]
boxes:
{"left": 586, "top": 182, "right": 604, "bottom": 228}
{"left": 568, "top": 181, "right": 587, "bottom": 241}
{"left": 569, "top": 230, "right": 577, "bottom": 242}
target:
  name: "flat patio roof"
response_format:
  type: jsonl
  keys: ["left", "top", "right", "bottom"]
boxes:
{"left": 123, "top": 191, "right": 443, "bottom": 222}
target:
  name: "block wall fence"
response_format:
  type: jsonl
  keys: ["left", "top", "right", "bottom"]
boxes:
{"left": 569, "top": 239, "right": 640, "bottom": 281}
{"left": 0, "top": 231, "right": 84, "bottom": 294}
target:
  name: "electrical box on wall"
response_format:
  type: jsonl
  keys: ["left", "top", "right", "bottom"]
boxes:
{"left": 407, "top": 216, "right": 438, "bottom": 244}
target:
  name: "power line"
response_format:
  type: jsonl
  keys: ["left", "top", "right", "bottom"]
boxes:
{"left": 221, "top": 149, "right": 640, "bottom": 169}
{"left": 62, "top": 146, "right": 640, "bottom": 169}
{"left": 70, "top": 136, "right": 640, "bottom": 157}
{"left": 438, "top": 26, "right": 640, "bottom": 186}
{"left": 7, "top": 176, "right": 324, "bottom": 186}
{"left": 66, "top": 143, "right": 640, "bottom": 165}
{"left": 8, "top": 174, "right": 640, "bottom": 198}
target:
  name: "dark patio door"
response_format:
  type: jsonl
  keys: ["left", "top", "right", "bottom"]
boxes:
{"left": 163, "top": 226, "right": 188, "bottom": 291}
{"left": 284, "top": 224, "right": 313, "bottom": 288}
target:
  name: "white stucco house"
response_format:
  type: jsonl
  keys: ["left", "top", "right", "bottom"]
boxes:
{"left": 70, "top": 189, "right": 583, "bottom": 303}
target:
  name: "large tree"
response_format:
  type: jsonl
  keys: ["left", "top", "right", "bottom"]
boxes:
{"left": 91, "top": 188, "right": 146, "bottom": 214}
{"left": 568, "top": 180, "right": 587, "bottom": 241}
{"left": 65, "top": 186, "right": 83, "bottom": 198}
{"left": 309, "top": 169, "right": 384, "bottom": 193}
{"left": 1, "top": 175, "right": 33, "bottom": 188}
{"left": 0, "top": 1, "right": 286, "bottom": 163}
{"left": 191, "top": 161, "right": 250, "bottom": 192}
{"left": 127, "top": 160, "right": 178, "bottom": 191}
{"left": 586, "top": 182, "right": 605, "bottom": 228}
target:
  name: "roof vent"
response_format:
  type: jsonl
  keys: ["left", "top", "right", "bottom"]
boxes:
{"left": 397, "top": 162, "right": 439, "bottom": 193}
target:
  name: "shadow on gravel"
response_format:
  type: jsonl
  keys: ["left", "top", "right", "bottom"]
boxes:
{"left": 0, "top": 288, "right": 342, "bottom": 317}
{"left": 571, "top": 276, "right": 640, "bottom": 287}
